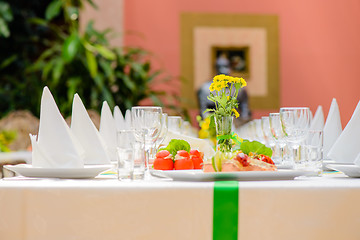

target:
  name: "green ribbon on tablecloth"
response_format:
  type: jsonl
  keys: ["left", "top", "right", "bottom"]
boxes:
{"left": 213, "top": 181, "right": 239, "bottom": 240}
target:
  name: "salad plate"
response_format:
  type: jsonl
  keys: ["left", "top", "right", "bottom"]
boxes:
{"left": 150, "top": 169, "right": 312, "bottom": 181}
{"left": 4, "top": 164, "right": 112, "bottom": 179}
{"left": 326, "top": 164, "right": 360, "bottom": 177}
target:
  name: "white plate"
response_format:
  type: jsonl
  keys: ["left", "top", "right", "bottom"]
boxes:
{"left": 150, "top": 169, "right": 311, "bottom": 181}
{"left": 4, "top": 164, "right": 112, "bottom": 179}
{"left": 326, "top": 164, "right": 360, "bottom": 177}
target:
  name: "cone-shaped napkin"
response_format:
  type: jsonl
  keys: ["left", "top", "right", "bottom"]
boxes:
{"left": 323, "top": 99, "right": 342, "bottom": 159}
{"left": 327, "top": 100, "right": 359, "bottom": 163}
{"left": 71, "top": 94, "right": 111, "bottom": 165}
{"left": 125, "top": 109, "right": 132, "bottom": 130}
{"left": 309, "top": 105, "right": 324, "bottom": 131}
{"left": 31, "top": 87, "right": 84, "bottom": 168}
{"left": 99, "top": 101, "right": 117, "bottom": 162}
{"left": 114, "top": 106, "right": 125, "bottom": 130}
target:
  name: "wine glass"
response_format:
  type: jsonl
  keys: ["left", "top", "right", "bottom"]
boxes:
{"left": 269, "top": 113, "right": 287, "bottom": 165}
{"left": 254, "top": 119, "right": 266, "bottom": 144}
{"left": 279, "top": 107, "right": 311, "bottom": 165}
{"left": 150, "top": 113, "right": 168, "bottom": 160}
{"left": 261, "top": 116, "right": 277, "bottom": 157}
{"left": 168, "top": 116, "right": 182, "bottom": 134}
{"left": 131, "top": 106, "right": 162, "bottom": 173}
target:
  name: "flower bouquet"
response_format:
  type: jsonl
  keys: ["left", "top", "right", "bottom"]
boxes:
{"left": 203, "top": 74, "right": 276, "bottom": 172}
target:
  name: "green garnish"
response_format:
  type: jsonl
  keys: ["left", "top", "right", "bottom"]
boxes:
{"left": 239, "top": 140, "right": 273, "bottom": 157}
{"left": 159, "top": 139, "right": 191, "bottom": 157}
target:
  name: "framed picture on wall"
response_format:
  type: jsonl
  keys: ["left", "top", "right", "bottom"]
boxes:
{"left": 181, "top": 13, "right": 279, "bottom": 110}
{"left": 212, "top": 46, "right": 250, "bottom": 79}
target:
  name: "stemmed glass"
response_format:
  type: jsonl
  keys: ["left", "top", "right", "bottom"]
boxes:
{"left": 254, "top": 119, "right": 266, "bottom": 144}
{"left": 261, "top": 116, "right": 278, "bottom": 160}
{"left": 269, "top": 113, "right": 287, "bottom": 165}
{"left": 131, "top": 106, "right": 162, "bottom": 173}
{"left": 279, "top": 107, "right": 311, "bottom": 165}
{"left": 168, "top": 116, "right": 182, "bottom": 134}
{"left": 150, "top": 113, "right": 168, "bottom": 160}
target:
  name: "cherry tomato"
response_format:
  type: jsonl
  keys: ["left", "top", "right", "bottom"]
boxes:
{"left": 189, "top": 149, "right": 201, "bottom": 157}
{"left": 260, "top": 154, "right": 274, "bottom": 165}
{"left": 176, "top": 150, "right": 190, "bottom": 158}
{"left": 156, "top": 150, "right": 171, "bottom": 158}
{"left": 153, "top": 157, "right": 174, "bottom": 170}
{"left": 174, "top": 150, "right": 193, "bottom": 170}
{"left": 190, "top": 149, "right": 204, "bottom": 169}
{"left": 191, "top": 156, "right": 203, "bottom": 169}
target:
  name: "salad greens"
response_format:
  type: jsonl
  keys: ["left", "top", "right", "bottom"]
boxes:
{"left": 239, "top": 140, "right": 273, "bottom": 157}
{"left": 159, "top": 139, "right": 191, "bottom": 157}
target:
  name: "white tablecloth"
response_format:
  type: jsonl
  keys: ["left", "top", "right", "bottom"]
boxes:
{"left": 0, "top": 173, "right": 360, "bottom": 240}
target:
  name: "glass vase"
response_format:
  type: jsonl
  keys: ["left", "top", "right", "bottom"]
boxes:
{"left": 214, "top": 115, "right": 233, "bottom": 153}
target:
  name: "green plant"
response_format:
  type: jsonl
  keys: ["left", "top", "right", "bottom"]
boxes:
{"left": 0, "top": 130, "right": 16, "bottom": 152}
{"left": 0, "top": 1, "right": 12, "bottom": 38}
{"left": 27, "top": 0, "right": 171, "bottom": 116}
{"left": 0, "top": 0, "right": 178, "bottom": 118}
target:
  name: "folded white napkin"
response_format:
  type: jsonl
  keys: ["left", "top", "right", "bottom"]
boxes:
{"left": 99, "top": 101, "right": 117, "bottom": 162}
{"left": 327, "top": 100, "right": 359, "bottom": 163}
{"left": 163, "top": 130, "right": 215, "bottom": 159}
{"left": 114, "top": 106, "right": 125, "bottom": 130}
{"left": 309, "top": 105, "right": 324, "bottom": 131}
{"left": 30, "top": 87, "right": 84, "bottom": 168}
{"left": 125, "top": 109, "right": 132, "bottom": 130}
{"left": 323, "top": 98, "right": 342, "bottom": 160}
{"left": 71, "top": 94, "right": 111, "bottom": 165}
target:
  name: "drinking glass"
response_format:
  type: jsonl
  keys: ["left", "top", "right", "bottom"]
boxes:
{"left": 168, "top": 116, "right": 182, "bottom": 134}
{"left": 254, "top": 119, "right": 266, "bottom": 144}
{"left": 116, "top": 130, "right": 145, "bottom": 180}
{"left": 182, "top": 120, "right": 192, "bottom": 136}
{"left": 150, "top": 113, "right": 168, "bottom": 160}
{"left": 269, "top": 113, "right": 287, "bottom": 165}
{"left": 302, "top": 129, "right": 324, "bottom": 175}
{"left": 280, "top": 107, "right": 311, "bottom": 165}
{"left": 261, "top": 116, "right": 277, "bottom": 162}
{"left": 131, "top": 106, "right": 162, "bottom": 173}
{"left": 261, "top": 117, "right": 272, "bottom": 146}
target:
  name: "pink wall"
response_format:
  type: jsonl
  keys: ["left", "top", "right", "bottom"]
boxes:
{"left": 124, "top": 0, "right": 360, "bottom": 127}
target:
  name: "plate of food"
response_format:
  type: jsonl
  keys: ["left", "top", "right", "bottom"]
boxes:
{"left": 151, "top": 139, "right": 311, "bottom": 181}
{"left": 4, "top": 164, "right": 112, "bottom": 179}
{"left": 150, "top": 169, "right": 310, "bottom": 181}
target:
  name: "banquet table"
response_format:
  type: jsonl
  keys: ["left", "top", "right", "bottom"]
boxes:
{"left": 0, "top": 172, "right": 360, "bottom": 240}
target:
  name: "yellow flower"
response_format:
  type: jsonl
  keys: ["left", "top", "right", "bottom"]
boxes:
{"left": 199, "top": 129, "right": 209, "bottom": 139}
{"left": 227, "top": 96, "right": 230, "bottom": 101}
{"left": 240, "top": 77, "right": 247, "bottom": 87}
{"left": 232, "top": 108, "right": 240, "bottom": 118}
{"left": 209, "top": 83, "right": 215, "bottom": 91}
{"left": 202, "top": 117, "right": 210, "bottom": 130}
{"left": 213, "top": 74, "right": 224, "bottom": 83}
{"left": 214, "top": 82, "right": 225, "bottom": 91}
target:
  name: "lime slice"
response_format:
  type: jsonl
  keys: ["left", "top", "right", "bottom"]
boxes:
{"left": 212, "top": 151, "right": 223, "bottom": 172}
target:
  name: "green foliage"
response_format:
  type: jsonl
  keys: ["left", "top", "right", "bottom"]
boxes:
{"left": 159, "top": 139, "right": 191, "bottom": 157}
{"left": 0, "top": 130, "right": 16, "bottom": 152}
{"left": 0, "top": 0, "right": 178, "bottom": 118}
{"left": 0, "top": 1, "right": 12, "bottom": 38}
{"left": 239, "top": 140, "right": 273, "bottom": 157}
